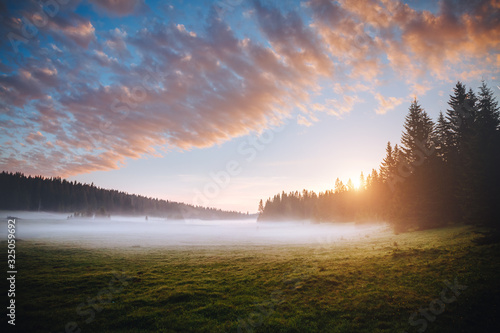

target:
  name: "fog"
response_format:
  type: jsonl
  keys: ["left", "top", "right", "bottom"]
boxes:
{"left": 1, "top": 211, "right": 387, "bottom": 248}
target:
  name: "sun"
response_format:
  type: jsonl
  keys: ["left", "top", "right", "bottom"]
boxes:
{"left": 346, "top": 175, "right": 364, "bottom": 191}
{"left": 352, "top": 178, "right": 361, "bottom": 190}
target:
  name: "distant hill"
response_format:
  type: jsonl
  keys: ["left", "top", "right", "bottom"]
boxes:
{"left": 0, "top": 171, "right": 249, "bottom": 220}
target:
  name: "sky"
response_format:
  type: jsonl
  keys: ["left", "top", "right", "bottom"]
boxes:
{"left": 0, "top": 0, "right": 499, "bottom": 213}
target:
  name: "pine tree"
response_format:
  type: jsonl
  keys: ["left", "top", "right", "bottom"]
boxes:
{"left": 400, "top": 99, "right": 435, "bottom": 166}
{"left": 471, "top": 82, "right": 500, "bottom": 226}
{"left": 390, "top": 99, "right": 438, "bottom": 230}
{"left": 370, "top": 169, "right": 380, "bottom": 185}
{"left": 435, "top": 111, "right": 451, "bottom": 161}
{"left": 445, "top": 82, "right": 477, "bottom": 160}
{"left": 334, "top": 178, "right": 346, "bottom": 194}
{"left": 346, "top": 178, "right": 354, "bottom": 192}
{"left": 380, "top": 142, "right": 395, "bottom": 182}
{"left": 258, "top": 199, "right": 264, "bottom": 215}
{"left": 432, "top": 111, "right": 459, "bottom": 225}
{"left": 477, "top": 81, "right": 500, "bottom": 135}
{"left": 444, "top": 82, "right": 480, "bottom": 223}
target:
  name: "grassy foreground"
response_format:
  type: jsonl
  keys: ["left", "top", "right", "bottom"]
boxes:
{"left": 4, "top": 225, "right": 500, "bottom": 332}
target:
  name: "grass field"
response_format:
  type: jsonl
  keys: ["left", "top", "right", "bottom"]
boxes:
{"left": 5, "top": 224, "right": 500, "bottom": 332}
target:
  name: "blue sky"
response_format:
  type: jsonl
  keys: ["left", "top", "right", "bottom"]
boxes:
{"left": 1, "top": 0, "right": 499, "bottom": 212}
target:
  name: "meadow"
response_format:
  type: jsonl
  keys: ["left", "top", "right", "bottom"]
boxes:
{"left": 4, "top": 224, "right": 500, "bottom": 332}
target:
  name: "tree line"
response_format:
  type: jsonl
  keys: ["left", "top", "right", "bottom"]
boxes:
{"left": 258, "top": 81, "right": 500, "bottom": 232}
{"left": 0, "top": 171, "right": 248, "bottom": 220}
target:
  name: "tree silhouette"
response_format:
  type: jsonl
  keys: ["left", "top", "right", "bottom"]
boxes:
{"left": 400, "top": 99, "right": 435, "bottom": 166}
{"left": 380, "top": 142, "right": 399, "bottom": 183}
{"left": 0, "top": 172, "right": 247, "bottom": 220}
{"left": 258, "top": 199, "right": 264, "bottom": 216}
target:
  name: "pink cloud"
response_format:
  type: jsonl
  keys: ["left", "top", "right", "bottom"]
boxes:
{"left": 309, "top": 0, "right": 500, "bottom": 81}
{"left": 0, "top": 0, "right": 498, "bottom": 177}
{"left": 325, "top": 95, "right": 364, "bottom": 118}
{"left": 374, "top": 93, "right": 405, "bottom": 115}
{"left": 1, "top": 7, "right": 330, "bottom": 177}
{"left": 297, "top": 114, "right": 314, "bottom": 127}
{"left": 43, "top": 14, "right": 96, "bottom": 48}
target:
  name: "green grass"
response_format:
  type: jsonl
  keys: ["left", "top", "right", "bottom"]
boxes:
{"left": 4, "top": 225, "right": 500, "bottom": 332}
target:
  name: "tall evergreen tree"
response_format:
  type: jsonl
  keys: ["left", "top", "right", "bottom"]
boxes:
{"left": 477, "top": 81, "right": 500, "bottom": 134}
{"left": 400, "top": 99, "right": 435, "bottom": 166}
{"left": 346, "top": 178, "right": 355, "bottom": 192}
{"left": 258, "top": 199, "right": 264, "bottom": 215}
{"left": 471, "top": 82, "right": 500, "bottom": 226}
{"left": 334, "top": 178, "right": 346, "bottom": 194}
{"left": 359, "top": 172, "right": 365, "bottom": 191}
{"left": 445, "top": 82, "right": 478, "bottom": 161}
{"left": 444, "top": 82, "right": 480, "bottom": 223}
{"left": 380, "top": 142, "right": 395, "bottom": 182}
{"left": 393, "top": 99, "right": 438, "bottom": 230}
{"left": 435, "top": 111, "right": 452, "bottom": 162}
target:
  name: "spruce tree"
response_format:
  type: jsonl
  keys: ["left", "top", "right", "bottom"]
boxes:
{"left": 400, "top": 99, "right": 435, "bottom": 166}
{"left": 334, "top": 178, "right": 346, "bottom": 194}
{"left": 394, "top": 99, "right": 437, "bottom": 229}
{"left": 473, "top": 82, "right": 500, "bottom": 226}
{"left": 435, "top": 112, "right": 451, "bottom": 162}
{"left": 444, "top": 82, "right": 479, "bottom": 223}
{"left": 446, "top": 82, "right": 468, "bottom": 154}
{"left": 380, "top": 142, "right": 395, "bottom": 182}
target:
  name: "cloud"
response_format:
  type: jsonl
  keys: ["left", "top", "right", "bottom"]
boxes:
{"left": 326, "top": 95, "right": 364, "bottom": 118}
{"left": 307, "top": 0, "right": 500, "bottom": 81}
{"left": 57, "top": 20, "right": 95, "bottom": 47}
{"left": 1, "top": 3, "right": 333, "bottom": 177}
{"left": 87, "top": 0, "right": 145, "bottom": 17}
{"left": 0, "top": 0, "right": 498, "bottom": 177}
{"left": 409, "top": 81, "right": 432, "bottom": 97}
{"left": 374, "top": 93, "right": 404, "bottom": 115}
{"left": 25, "top": 131, "right": 45, "bottom": 145}
{"left": 253, "top": 0, "right": 333, "bottom": 77}
{"left": 92, "top": 50, "right": 118, "bottom": 66}
{"left": 297, "top": 114, "right": 313, "bottom": 127}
